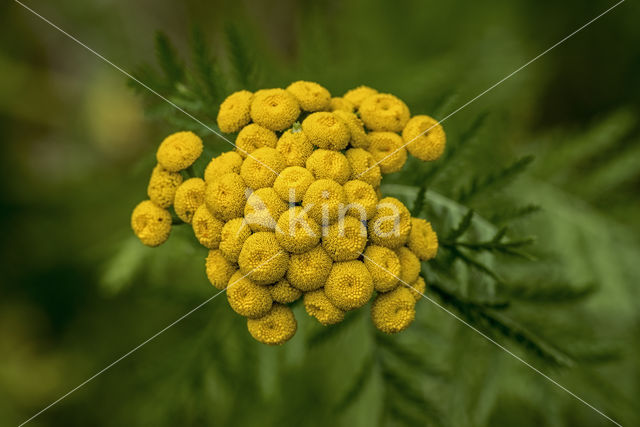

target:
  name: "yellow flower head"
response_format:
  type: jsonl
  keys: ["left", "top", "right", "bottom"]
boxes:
{"left": 368, "top": 197, "right": 412, "bottom": 249}
{"left": 371, "top": 286, "right": 416, "bottom": 334}
{"left": 273, "top": 166, "right": 315, "bottom": 203}
{"left": 305, "top": 149, "right": 352, "bottom": 184}
{"left": 367, "top": 132, "right": 407, "bottom": 174}
{"left": 324, "top": 260, "right": 374, "bottom": 311}
{"left": 322, "top": 216, "right": 368, "bottom": 261}
{"left": 345, "top": 148, "right": 382, "bottom": 188}
{"left": 343, "top": 86, "right": 378, "bottom": 108}
{"left": 240, "top": 147, "right": 285, "bottom": 189}
{"left": 343, "top": 180, "right": 378, "bottom": 220}
{"left": 147, "top": 164, "right": 183, "bottom": 208}
{"left": 275, "top": 206, "right": 321, "bottom": 254}
{"left": 301, "top": 112, "right": 351, "bottom": 151}
{"left": 303, "top": 289, "right": 345, "bottom": 325}
{"left": 205, "top": 249, "right": 237, "bottom": 290}
{"left": 156, "top": 131, "right": 203, "bottom": 172}
{"left": 402, "top": 115, "right": 446, "bottom": 162}
{"left": 329, "top": 97, "right": 355, "bottom": 113}
{"left": 174, "top": 178, "right": 206, "bottom": 224}
{"left": 269, "top": 279, "right": 302, "bottom": 304}
{"left": 395, "top": 246, "right": 421, "bottom": 285}
{"left": 238, "top": 232, "right": 289, "bottom": 285}
{"left": 287, "top": 244, "right": 333, "bottom": 291}
{"left": 205, "top": 172, "right": 247, "bottom": 221}
{"left": 244, "top": 187, "right": 287, "bottom": 232}
{"left": 226, "top": 271, "right": 273, "bottom": 318}
{"left": 276, "top": 127, "right": 314, "bottom": 167}
{"left": 363, "top": 245, "right": 401, "bottom": 292}
{"left": 235, "top": 124, "right": 278, "bottom": 158}
{"left": 286, "top": 81, "right": 331, "bottom": 112}
{"left": 333, "top": 110, "right": 369, "bottom": 149}
{"left": 250, "top": 88, "right": 300, "bottom": 131}
{"left": 247, "top": 304, "right": 297, "bottom": 345}
{"left": 408, "top": 276, "right": 426, "bottom": 301}
{"left": 302, "top": 179, "right": 347, "bottom": 225}
{"left": 219, "top": 218, "right": 251, "bottom": 262}
{"left": 217, "top": 90, "right": 253, "bottom": 133}
{"left": 192, "top": 204, "right": 224, "bottom": 249}
{"left": 407, "top": 218, "right": 438, "bottom": 261}
{"left": 359, "top": 93, "right": 410, "bottom": 133}
{"left": 131, "top": 200, "right": 172, "bottom": 247}
{"left": 204, "top": 151, "right": 243, "bottom": 183}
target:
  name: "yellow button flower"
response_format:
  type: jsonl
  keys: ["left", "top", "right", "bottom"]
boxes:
{"left": 238, "top": 232, "right": 289, "bottom": 285}
{"left": 205, "top": 249, "right": 237, "bottom": 290}
{"left": 286, "top": 81, "right": 331, "bottom": 112}
{"left": 333, "top": 110, "right": 369, "bottom": 149}
{"left": 343, "top": 86, "right": 378, "bottom": 108}
{"left": 235, "top": 124, "right": 278, "bottom": 158}
{"left": 287, "top": 245, "right": 333, "bottom": 291}
{"left": 147, "top": 164, "right": 183, "bottom": 208}
{"left": 371, "top": 286, "right": 416, "bottom": 334}
{"left": 402, "top": 115, "right": 446, "bottom": 162}
{"left": 269, "top": 279, "right": 302, "bottom": 304}
{"left": 217, "top": 90, "right": 253, "bottom": 133}
{"left": 407, "top": 218, "right": 438, "bottom": 261}
{"left": 174, "top": 178, "right": 206, "bottom": 224}
{"left": 131, "top": 200, "right": 172, "bottom": 247}
{"left": 322, "top": 216, "right": 368, "bottom": 261}
{"left": 301, "top": 112, "right": 351, "bottom": 151}
{"left": 303, "top": 289, "right": 345, "bottom": 325}
{"left": 204, "top": 151, "right": 243, "bottom": 183}
{"left": 247, "top": 304, "right": 297, "bottom": 345}
{"left": 359, "top": 93, "right": 410, "bottom": 133}
{"left": 205, "top": 172, "right": 248, "bottom": 221}
{"left": 329, "top": 97, "right": 355, "bottom": 113}
{"left": 192, "top": 204, "right": 224, "bottom": 249}
{"left": 219, "top": 218, "right": 251, "bottom": 262}
{"left": 363, "top": 245, "right": 401, "bottom": 292}
{"left": 408, "top": 276, "right": 426, "bottom": 301}
{"left": 250, "top": 88, "right": 300, "bottom": 131}
{"left": 367, "top": 132, "right": 407, "bottom": 174}
{"left": 273, "top": 166, "right": 315, "bottom": 203}
{"left": 302, "top": 179, "right": 347, "bottom": 225}
{"left": 156, "top": 131, "right": 203, "bottom": 172}
{"left": 368, "top": 197, "right": 412, "bottom": 249}
{"left": 305, "top": 149, "right": 352, "bottom": 184}
{"left": 345, "top": 148, "right": 382, "bottom": 188}
{"left": 240, "top": 147, "right": 285, "bottom": 189}
{"left": 276, "top": 206, "right": 321, "bottom": 254}
{"left": 244, "top": 187, "right": 287, "bottom": 232}
{"left": 276, "top": 127, "right": 314, "bottom": 167}
{"left": 343, "top": 180, "right": 378, "bottom": 220}
{"left": 226, "top": 271, "right": 273, "bottom": 318}
{"left": 395, "top": 246, "right": 421, "bottom": 284}
{"left": 324, "top": 261, "right": 374, "bottom": 311}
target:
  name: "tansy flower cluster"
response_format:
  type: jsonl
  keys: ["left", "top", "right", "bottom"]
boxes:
{"left": 131, "top": 81, "right": 445, "bottom": 345}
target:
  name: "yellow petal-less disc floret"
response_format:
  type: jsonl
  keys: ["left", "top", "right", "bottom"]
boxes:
{"left": 156, "top": 131, "right": 203, "bottom": 172}
{"left": 205, "top": 249, "right": 237, "bottom": 290}
{"left": 204, "top": 151, "right": 243, "bottom": 183}
{"left": 402, "top": 115, "right": 446, "bottom": 161}
{"left": 305, "top": 149, "right": 352, "bottom": 184}
{"left": 371, "top": 286, "right": 416, "bottom": 334}
{"left": 273, "top": 166, "right": 315, "bottom": 203}
{"left": 240, "top": 147, "right": 285, "bottom": 189}
{"left": 244, "top": 187, "right": 287, "bottom": 232}
{"left": 322, "top": 216, "right": 368, "bottom": 262}
{"left": 343, "top": 180, "right": 378, "bottom": 220}
{"left": 286, "top": 81, "right": 331, "bottom": 112}
{"left": 238, "top": 232, "right": 289, "bottom": 285}
{"left": 302, "top": 179, "right": 347, "bottom": 225}
{"left": 235, "top": 124, "right": 278, "bottom": 158}
{"left": 174, "top": 178, "right": 206, "bottom": 224}
{"left": 219, "top": 218, "right": 251, "bottom": 262}
{"left": 407, "top": 218, "right": 438, "bottom": 261}
{"left": 330, "top": 97, "right": 355, "bottom": 113}
{"left": 324, "top": 261, "right": 374, "bottom": 311}
{"left": 303, "top": 289, "right": 345, "bottom": 325}
{"left": 131, "top": 200, "right": 172, "bottom": 247}
{"left": 247, "top": 304, "right": 297, "bottom": 345}
{"left": 250, "top": 88, "right": 300, "bottom": 131}
{"left": 367, "top": 132, "right": 407, "bottom": 174}
{"left": 333, "top": 110, "right": 369, "bottom": 149}
{"left": 192, "top": 204, "right": 224, "bottom": 249}
{"left": 301, "top": 112, "right": 351, "bottom": 151}
{"left": 147, "top": 164, "right": 183, "bottom": 208}
{"left": 205, "top": 173, "right": 248, "bottom": 221}
{"left": 368, "top": 197, "right": 412, "bottom": 249}
{"left": 276, "top": 128, "right": 314, "bottom": 167}
{"left": 343, "top": 86, "right": 378, "bottom": 109}
{"left": 217, "top": 90, "right": 253, "bottom": 133}
{"left": 345, "top": 148, "right": 382, "bottom": 188}
{"left": 363, "top": 245, "right": 401, "bottom": 292}
{"left": 276, "top": 206, "right": 321, "bottom": 254}
{"left": 396, "top": 246, "right": 421, "bottom": 285}
{"left": 408, "top": 276, "right": 426, "bottom": 301}
{"left": 226, "top": 271, "right": 272, "bottom": 318}
{"left": 287, "top": 245, "right": 333, "bottom": 291}
{"left": 269, "top": 279, "right": 302, "bottom": 304}
{"left": 359, "top": 93, "right": 410, "bottom": 133}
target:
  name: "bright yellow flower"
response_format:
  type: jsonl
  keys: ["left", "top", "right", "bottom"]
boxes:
{"left": 204, "top": 151, "right": 243, "bottom": 183}
{"left": 219, "top": 218, "right": 251, "bottom": 262}
{"left": 226, "top": 271, "right": 272, "bottom": 318}
{"left": 343, "top": 180, "right": 378, "bottom": 220}
{"left": 329, "top": 97, "right": 355, "bottom": 113}
{"left": 173, "top": 178, "right": 206, "bottom": 224}
{"left": 247, "top": 304, "right": 297, "bottom": 345}
{"left": 301, "top": 112, "right": 351, "bottom": 151}
{"left": 407, "top": 218, "right": 438, "bottom": 261}
{"left": 238, "top": 232, "right": 289, "bottom": 285}
{"left": 395, "top": 246, "right": 421, "bottom": 284}
{"left": 217, "top": 90, "right": 253, "bottom": 133}
{"left": 273, "top": 166, "right": 315, "bottom": 203}
{"left": 235, "top": 124, "right": 278, "bottom": 158}
{"left": 302, "top": 179, "right": 347, "bottom": 225}
{"left": 333, "top": 110, "right": 369, "bottom": 149}
{"left": 305, "top": 149, "right": 352, "bottom": 184}
{"left": 156, "top": 131, "right": 203, "bottom": 172}
{"left": 359, "top": 93, "right": 410, "bottom": 132}
{"left": 192, "top": 204, "right": 224, "bottom": 249}
{"left": 250, "top": 88, "right": 300, "bottom": 131}
{"left": 408, "top": 276, "right": 426, "bottom": 301}
{"left": 324, "top": 260, "right": 374, "bottom": 311}
{"left": 244, "top": 187, "right": 287, "bottom": 232}
{"left": 368, "top": 197, "right": 412, "bottom": 249}
{"left": 240, "top": 147, "right": 285, "bottom": 189}
{"left": 303, "top": 289, "right": 345, "bottom": 325}
{"left": 322, "top": 216, "right": 368, "bottom": 261}
{"left": 275, "top": 206, "right": 321, "bottom": 254}
{"left": 131, "top": 200, "right": 172, "bottom": 247}
{"left": 286, "top": 81, "right": 331, "bottom": 112}
{"left": 269, "top": 279, "right": 302, "bottom": 304}
{"left": 402, "top": 115, "right": 446, "bottom": 161}
{"left": 371, "top": 286, "right": 416, "bottom": 334}
{"left": 287, "top": 245, "right": 333, "bottom": 291}
{"left": 363, "top": 245, "right": 401, "bottom": 292}
{"left": 204, "top": 172, "right": 247, "bottom": 221}
{"left": 147, "top": 164, "right": 183, "bottom": 208}
{"left": 276, "top": 128, "right": 314, "bottom": 167}
{"left": 345, "top": 148, "right": 382, "bottom": 188}
{"left": 343, "top": 86, "right": 378, "bottom": 108}
{"left": 205, "top": 249, "right": 237, "bottom": 290}
{"left": 367, "top": 132, "right": 407, "bottom": 174}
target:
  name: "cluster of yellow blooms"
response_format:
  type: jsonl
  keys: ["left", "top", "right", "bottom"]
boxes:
{"left": 131, "top": 81, "right": 445, "bottom": 345}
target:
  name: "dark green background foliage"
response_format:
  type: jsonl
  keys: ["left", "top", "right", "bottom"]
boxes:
{"left": 1, "top": 0, "right": 639, "bottom": 426}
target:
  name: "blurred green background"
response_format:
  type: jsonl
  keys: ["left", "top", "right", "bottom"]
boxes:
{"left": 1, "top": 0, "right": 639, "bottom": 426}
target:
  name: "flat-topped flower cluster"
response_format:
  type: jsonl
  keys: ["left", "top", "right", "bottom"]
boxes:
{"left": 131, "top": 81, "right": 445, "bottom": 345}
